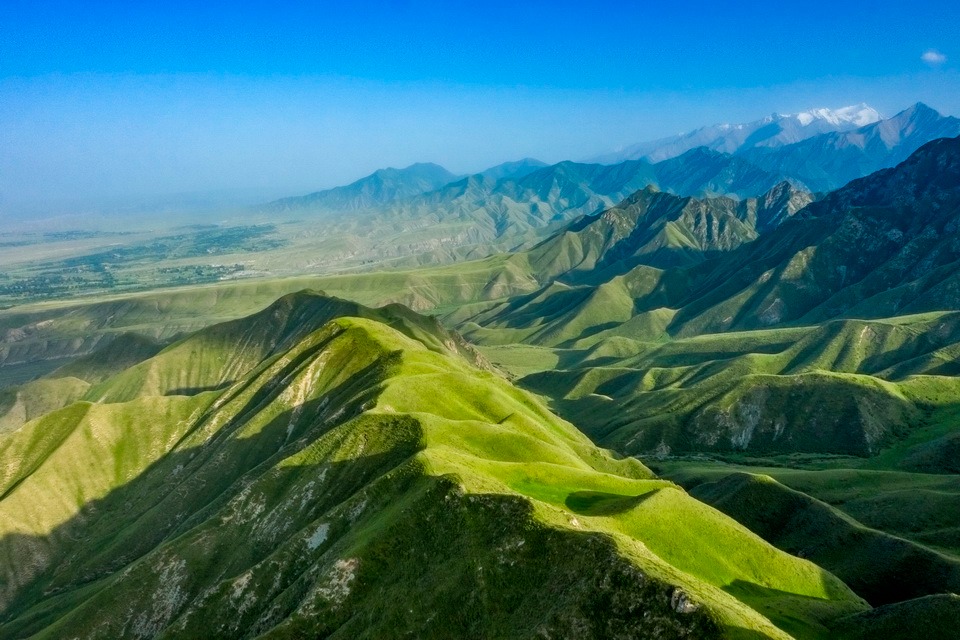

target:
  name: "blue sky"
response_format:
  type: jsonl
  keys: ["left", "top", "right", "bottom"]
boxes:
{"left": 2, "top": 0, "right": 959, "bottom": 212}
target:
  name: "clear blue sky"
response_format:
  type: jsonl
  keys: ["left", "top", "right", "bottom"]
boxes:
{"left": 2, "top": 0, "right": 959, "bottom": 212}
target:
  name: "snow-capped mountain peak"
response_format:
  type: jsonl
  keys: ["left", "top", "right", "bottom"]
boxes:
{"left": 793, "top": 103, "right": 882, "bottom": 127}
{"left": 589, "top": 103, "right": 886, "bottom": 164}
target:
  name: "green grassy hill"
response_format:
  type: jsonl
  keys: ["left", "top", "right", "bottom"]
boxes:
{"left": 492, "top": 313, "right": 960, "bottom": 459}
{"left": 659, "top": 463, "right": 960, "bottom": 554}
{"left": 653, "top": 463, "right": 960, "bottom": 639}
{"left": 0, "top": 333, "right": 167, "bottom": 434}
{"left": 678, "top": 472, "right": 960, "bottom": 605}
{"left": 0, "top": 292, "right": 872, "bottom": 639}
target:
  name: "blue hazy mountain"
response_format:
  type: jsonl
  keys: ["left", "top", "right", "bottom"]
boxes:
{"left": 265, "top": 162, "right": 460, "bottom": 212}
{"left": 591, "top": 103, "right": 882, "bottom": 163}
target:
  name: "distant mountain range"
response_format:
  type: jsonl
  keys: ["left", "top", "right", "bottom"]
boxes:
{"left": 258, "top": 151, "right": 800, "bottom": 268}
{"left": 460, "top": 134, "right": 960, "bottom": 461}
{"left": 741, "top": 102, "right": 960, "bottom": 191}
{"left": 593, "top": 102, "right": 960, "bottom": 192}
{"left": 255, "top": 103, "right": 958, "bottom": 272}
{"left": 469, "top": 134, "right": 960, "bottom": 345}
{"left": 590, "top": 103, "right": 883, "bottom": 163}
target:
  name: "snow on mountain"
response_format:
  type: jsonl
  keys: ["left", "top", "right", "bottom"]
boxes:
{"left": 591, "top": 104, "right": 883, "bottom": 164}
{"left": 795, "top": 104, "right": 881, "bottom": 127}
{"left": 739, "top": 102, "right": 960, "bottom": 191}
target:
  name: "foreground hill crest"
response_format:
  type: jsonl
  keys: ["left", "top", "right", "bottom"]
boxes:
{"left": 0, "top": 292, "right": 869, "bottom": 639}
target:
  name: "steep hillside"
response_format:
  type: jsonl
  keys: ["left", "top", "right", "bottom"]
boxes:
{"left": 0, "top": 292, "right": 870, "bottom": 639}
{"left": 833, "top": 595, "right": 960, "bottom": 640}
{"left": 0, "top": 333, "right": 168, "bottom": 434}
{"left": 652, "top": 148, "right": 794, "bottom": 199}
{"left": 0, "top": 376, "right": 90, "bottom": 435}
{"left": 670, "top": 134, "right": 960, "bottom": 337}
{"left": 659, "top": 463, "right": 960, "bottom": 556}
{"left": 654, "top": 463, "right": 960, "bottom": 640}
{"left": 514, "top": 181, "right": 812, "bottom": 279}
{"left": 467, "top": 135, "right": 960, "bottom": 348}
{"left": 680, "top": 472, "right": 960, "bottom": 606}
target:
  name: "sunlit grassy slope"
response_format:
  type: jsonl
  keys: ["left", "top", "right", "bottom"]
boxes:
{"left": 678, "top": 471, "right": 960, "bottom": 605}
{"left": 486, "top": 313, "right": 960, "bottom": 459}
{"left": 653, "top": 462, "right": 960, "bottom": 639}
{"left": 659, "top": 463, "right": 960, "bottom": 558}
{"left": 0, "top": 292, "right": 869, "bottom": 639}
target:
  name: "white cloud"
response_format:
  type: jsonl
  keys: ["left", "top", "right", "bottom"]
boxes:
{"left": 922, "top": 49, "right": 947, "bottom": 66}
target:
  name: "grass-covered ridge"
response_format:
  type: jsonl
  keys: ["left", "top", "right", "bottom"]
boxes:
{"left": 492, "top": 313, "right": 960, "bottom": 460}
{"left": 0, "top": 292, "right": 870, "bottom": 639}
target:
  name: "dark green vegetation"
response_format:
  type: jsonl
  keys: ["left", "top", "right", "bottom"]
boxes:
{"left": 653, "top": 464, "right": 960, "bottom": 639}
{"left": 673, "top": 471, "right": 960, "bottom": 605}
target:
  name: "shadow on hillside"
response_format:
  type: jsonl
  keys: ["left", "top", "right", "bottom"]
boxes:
{"left": 564, "top": 489, "right": 658, "bottom": 515}
{"left": 0, "top": 350, "right": 733, "bottom": 639}
{"left": 696, "top": 472, "right": 960, "bottom": 607}
{"left": 0, "top": 350, "right": 418, "bottom": 635}
{"left": 166, "top": 381, "right": 233, "bottom": 396}
{"left": 557, "top": 321, "right": 622, "bottom": 347}
{"left": 724, "top": 578, "right": 865, "bottom": 635}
